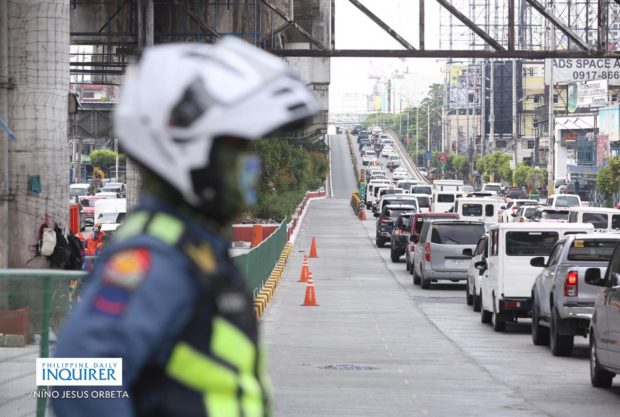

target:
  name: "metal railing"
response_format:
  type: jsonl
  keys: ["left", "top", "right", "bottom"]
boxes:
{"left": 0, "top": 270, "right": 86, "bottom": 417}
{"left": 384, "top": 129, "right": 429, "bottom": 184}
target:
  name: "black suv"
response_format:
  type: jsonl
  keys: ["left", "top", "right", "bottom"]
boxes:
{"left": 390, "top": 212, "right": 415, "bottom": 262}
{"left": 376, "top": 205, "right": 416, "bottom": 248}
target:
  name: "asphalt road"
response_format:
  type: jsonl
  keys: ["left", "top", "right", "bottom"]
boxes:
{"left": 328, "top": 134, "right": 357, "bottom": 198}
{"left": 261, "top": 133, "right": 620, "bottom": 417}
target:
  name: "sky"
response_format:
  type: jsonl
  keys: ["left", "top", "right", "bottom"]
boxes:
{"left": 330, "top": 1, "right": 445, "bottom": 114}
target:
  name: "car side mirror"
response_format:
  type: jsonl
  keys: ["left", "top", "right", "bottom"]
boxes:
{"left": 500, "top": 205, "right": 506, "bottom": 210}
{"left": 530, "top": 257, "right": 546, "bottom": 267}
{"left": 585, "top": 268, "right": 607, "bottom": 286}
{"left": 511, "top": 212, "right": 517, "bottom": 217}
{"left": 462, "top": 248, "right": 473, "bottom": 257}
{"left": 474, "top": 260, "right": 487, "bottom": 270}
{"left": 374, "top": 212, "right": 379, "bottom": 217}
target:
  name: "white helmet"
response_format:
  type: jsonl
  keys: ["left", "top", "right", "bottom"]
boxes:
{"left": 114, "top": 36, "right": 318, "bottom": 207}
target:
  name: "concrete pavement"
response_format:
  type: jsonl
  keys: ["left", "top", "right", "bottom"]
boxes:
{"left": 262, "top": 198, "right": 547, "bottom": 416}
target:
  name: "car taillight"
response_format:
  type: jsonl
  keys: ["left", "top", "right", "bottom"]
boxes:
{"left": 380, "top": 217, "right": 390, "bottom": 224}
{"left": 564, "top": 271, "right": 578, "bottom": 297}
{"left": 424, "top": 242, "right": 431, "bottom": 262}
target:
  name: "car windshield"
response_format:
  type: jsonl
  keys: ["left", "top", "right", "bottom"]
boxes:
{"left": 484, "top": 185, "right": 501, "bottom": 192}
{"left": 582, "top": 213, "right": 609, "bottom": 229}
{"left": 505, "top": 231, "right": 559, "bottom": 256}
{"left": 397, "top": 216, "right": 412, "bottom": 230}
{"left": 555, "top": 196, "right": 580, "bottom": 207}
{"left": 540, "top": 210, "right": 569, "bottom": 220}
{"left": 412, "top": 186, "right": 432, "bottom": 195}
{"left": 437, "top": 194, "right": 455, "bottom": 203}
{"left": 70, "top": 188, "right": 89, "bottom": 197}
{"left": 523, "top": 207, "right": 538, "bottom": 217}
{"left": 97, "top": 212, "right": 126, "bottom": 224}
{"left": 431, "top": 224, "right": 485, "bottom": 245}
{"left": 567, "top": 239, "right": 619, "bottom": 261}
{"left": 461, "top": 203, "right": 483, "bottom": 217}
{"left": 386, "top": 208, "right": 411, "bottom": 220}
{"left": 79, "top": 199, "right": 98, "bottom": 207}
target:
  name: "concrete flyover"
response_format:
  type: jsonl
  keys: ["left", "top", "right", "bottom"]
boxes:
{"left": 261, "top": 131, "right": 620, "bottom": 417}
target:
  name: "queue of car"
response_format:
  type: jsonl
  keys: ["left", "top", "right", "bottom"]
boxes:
{"left": 355, "top": 130, "right": 620, "bottom": 387}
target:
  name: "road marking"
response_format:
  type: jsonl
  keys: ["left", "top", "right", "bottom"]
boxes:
{"left": 422, "top": 410, "right": 428, "bottom": 415}
{"left": 398, "top": 369, "right": 403, "bottom": 374}
{"left": 384, "top": 344, "right": 389, "bottom": 350}
{"left": 404, "top": 379, "right": 409, "bottom": 385}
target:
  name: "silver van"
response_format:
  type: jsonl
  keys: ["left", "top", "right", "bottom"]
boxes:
{"left": 414, "top": 220, "right": 486, "bottom": 289}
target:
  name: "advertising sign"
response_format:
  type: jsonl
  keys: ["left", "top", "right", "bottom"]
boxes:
{"left": 598, "top": 105, "right": 620, "bottom": 142}
{"left": 545, "top": 58, "right": 620, "bottom": 85}
{"left": 449, "top": 64, "right": 481, "bottom": 109}
{"left": 596, "top": 135, "right": 610, "bottom": 166}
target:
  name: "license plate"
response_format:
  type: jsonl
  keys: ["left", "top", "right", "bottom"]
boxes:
{"left": 447, "top": 259, "right": 467, "bottom": 266}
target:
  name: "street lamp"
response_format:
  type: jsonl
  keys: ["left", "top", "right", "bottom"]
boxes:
{"left": 416, "top": 105, "right": 443, "bottom": 168}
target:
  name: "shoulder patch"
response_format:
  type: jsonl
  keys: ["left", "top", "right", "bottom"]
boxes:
{"left": 184, "top": 243, "right": 217, "bottom": 273}
{"left": 103, "top": 248, "right": 151, "bottom": 290}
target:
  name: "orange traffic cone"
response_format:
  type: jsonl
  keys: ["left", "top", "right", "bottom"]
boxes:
{"left": 309, "top": 237, "right": 318, "bottom": 258}
{"left": 298, "top": 255, "right": 310, "bottom": 282}
{"left": 301, "top": 272, "right": 319, "bottom": 306}
{"left": 358, "top": 209, "right": 366, "bottom": 220}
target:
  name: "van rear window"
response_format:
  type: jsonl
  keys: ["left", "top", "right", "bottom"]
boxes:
{"left": 416, "top": 196, "right": 430, "bottom": 208}
{"left": 505, "top": 232, "right": 558, "bottom": 256}
{"left": 567, "top": 239, "right": 619, "bottom": 261}
{"left": 582, "top": 213, "right": 609, "bottom": 229}
{"left": 431, "top": 224, "right": 485, "bottom": 245}
{"left": 412, "top": 186, "right": 432, "bottom": 195}
{"left": 461, "top": 204, "right": 482, "bottom": 217}
{"left": 437, "top": 194, "right": 455, "bottom": 203}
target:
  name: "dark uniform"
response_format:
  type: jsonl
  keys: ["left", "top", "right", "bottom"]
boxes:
{"left": 52, "top": 196, "right": 271, "bottom": 417}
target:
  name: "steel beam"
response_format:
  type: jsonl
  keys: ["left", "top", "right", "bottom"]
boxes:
{"left": 268, "top": 48, "right": 620, "bottom": 59}
{"left": 97, "top": 0, "right": 130, "bottom": 33}
{"left": 171, "top": 0, "right": 221, "bottom": 40}
{"left": 436, "top": 0, "right": 504, "bottom": 50}
{"left": 260, "top": 22, "right": 289, "bottom": 43}
{"left": 599, "top": 0, "right": 608, "bottom": 51}
{"left": 508, "top": 0, "right": 515, "bottom": 51}
{"left": 260, "top": 0, "right": 327, "bottom": 51}
{"left": 419, "top": 0, "right": 425, "bottom": 50}
{"left": 348, "top": 0, "right": 416, "bottom": 50}
{"left": 524, "top": 0, "right": 592, "bottom": 51}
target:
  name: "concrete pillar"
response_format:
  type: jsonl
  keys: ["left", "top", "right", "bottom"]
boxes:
{"left": 6, "top": 0, "right": 70, "bottom": 267}
{"left": 125, "top": 0, "right": 154, "bottom": 209}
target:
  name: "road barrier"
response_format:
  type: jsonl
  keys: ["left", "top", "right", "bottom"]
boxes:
{"left": 0, "top": 269, "right": 86, "bottom": 417}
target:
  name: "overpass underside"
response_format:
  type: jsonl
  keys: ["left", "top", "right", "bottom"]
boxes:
{"left": 70, "top": 0, "right": 332, "bottom": 139}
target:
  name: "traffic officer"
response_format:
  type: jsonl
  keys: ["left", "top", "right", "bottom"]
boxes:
{"left": 52, "top": 37, "right": 318, "bottom": 417}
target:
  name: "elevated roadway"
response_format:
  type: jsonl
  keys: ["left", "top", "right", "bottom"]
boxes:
{"left": 262, "top": 134, "right": 619, "bottom": 417}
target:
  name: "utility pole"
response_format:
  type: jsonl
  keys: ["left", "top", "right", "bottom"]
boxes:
{"left": 547, "top": 58, "right": 555, "bottom": 197}
{"left": 427, "top": 104, "right": 431, "bottom": 170}
{"left": 406, "top": 105, "right": 410, "bottom": 147}
{"left": 416, "top": 106, "right": 419, "bottom": 165}
{"left": 512, "top": 58, "right": 518, "bottom": 178}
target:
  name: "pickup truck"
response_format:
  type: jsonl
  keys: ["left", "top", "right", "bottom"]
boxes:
{"left": 530, "top": 233, "right": 620, "bottom": 356}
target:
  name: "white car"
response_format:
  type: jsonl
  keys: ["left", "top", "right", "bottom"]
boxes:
{"left": 500, "top": 199, "right": 539, "bottom": 223}
{"left": 465, "top": 234, "right": 488, "bottom": 311}
{"left": 381, "top": 147, "right": 395, "bottom": 158}
{"left": 545, "top": 194, "right": 582, "bottom": 208}
{"left": 392, "top": 168, "right": 409, "bottom": 181}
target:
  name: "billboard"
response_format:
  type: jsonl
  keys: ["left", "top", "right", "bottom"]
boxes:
{"left": 449, "top": 64, "right": 481, "bottom": 109}
{"left": 567, "top": 79, "right": 608, "bottom": 112}
{"left": 545, "top": 58, "right": 620, "bottom": 85}
{"left": 598, "top": 105, "right": 620, "bottom": 142}
{"left": 597, "top": 135, "right": 610, "bottom": 166}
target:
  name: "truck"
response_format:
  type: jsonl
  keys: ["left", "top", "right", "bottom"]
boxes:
{"left": 530, "top": 233, "right": 620, "bottom": 356}
{"left": 94, "top": 198, "right": 127, "bottom": 235}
